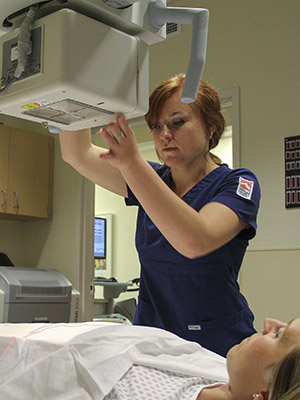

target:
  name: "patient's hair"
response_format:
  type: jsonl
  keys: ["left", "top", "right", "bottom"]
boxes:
{"left": 269, "top": 344, "right": 300, "bottom": 400}
{"left": 145, "top": 73, "right": 226, "bottom": 165}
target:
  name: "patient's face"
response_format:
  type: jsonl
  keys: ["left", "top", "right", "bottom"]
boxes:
{"left": 227, "top": 318, "right": 300, "bottom": 394}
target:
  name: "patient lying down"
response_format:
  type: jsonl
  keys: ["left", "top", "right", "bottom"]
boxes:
{"left": 0, "top": 318, "right": 299, "bottom": 400}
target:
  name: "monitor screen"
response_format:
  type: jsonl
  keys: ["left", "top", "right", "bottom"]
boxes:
{"left": 94, "top": 217, "right": 106, "bottom": 259}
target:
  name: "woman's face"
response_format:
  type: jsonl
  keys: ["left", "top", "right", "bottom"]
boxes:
{"left": 227, "top": 318, "right": 300, "bottom": 396}
{"left": 151, "top": 93, "right": 211, "bottom": 168}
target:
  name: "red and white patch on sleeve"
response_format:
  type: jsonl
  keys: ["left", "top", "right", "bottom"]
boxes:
{"left": 236, "top": 177, "right": 254, "bottom": 200}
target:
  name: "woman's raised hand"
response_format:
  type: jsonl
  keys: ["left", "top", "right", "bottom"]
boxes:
{"left": 99, "top": 114, "right": 143, "bottom": 173}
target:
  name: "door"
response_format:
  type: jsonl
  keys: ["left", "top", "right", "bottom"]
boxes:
{"left": 0, "top": 125, "right": 10, "bottom": 213}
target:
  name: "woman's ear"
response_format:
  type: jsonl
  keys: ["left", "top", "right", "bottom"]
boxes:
{"left": 209, "top": 125, "right": 217, "bottom": 134}
{"left": 252, "top": 392, "right": 269, "bottom": 400}
{"left": 260, "top": 391, "right": 269, "bottom": 400}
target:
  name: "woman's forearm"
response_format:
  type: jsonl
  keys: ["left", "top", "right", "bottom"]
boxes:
{"left": 120, "top": 158, "right": 217, "bottom": 258}
{"left": 59, "top": 128, "right": 128, "bottom": 196}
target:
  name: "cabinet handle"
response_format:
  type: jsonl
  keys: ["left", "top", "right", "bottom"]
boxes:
{"left": 13, "top": 191, "right": 20, "bottom": 211}
{"left": 1, "top": 190, "right": 6, "bottom": 210}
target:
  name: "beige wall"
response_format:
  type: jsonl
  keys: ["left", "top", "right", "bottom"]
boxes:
{"left": 95, "top": 0, "right": 300, "bottom": 328}
{"left": 0, "top": 0, "right": 299, "bottom": 327}
{"left": 241, "top": 248, "right": 300, "bottom": 331}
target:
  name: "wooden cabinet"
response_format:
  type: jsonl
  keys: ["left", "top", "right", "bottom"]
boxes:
{"left": 0, "top": 125, "right": 54, "bottom": 219}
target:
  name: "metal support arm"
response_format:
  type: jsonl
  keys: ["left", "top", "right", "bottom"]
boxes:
{"left": 148, "top": 1, "right": 209, "bottom": 103}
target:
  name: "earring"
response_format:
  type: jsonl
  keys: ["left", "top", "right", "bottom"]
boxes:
{"left": 252, "top": 394, "right": 260, "bottom": 399}
{"left": 209, "top": 131, "right": 214, "bottom": 140}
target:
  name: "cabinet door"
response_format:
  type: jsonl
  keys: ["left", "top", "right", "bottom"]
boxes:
{"left": 7, "top": 128, "right": 53, "bottom": 218}
{"left": 0, "top": 125, "right": 10, "bottom": 213}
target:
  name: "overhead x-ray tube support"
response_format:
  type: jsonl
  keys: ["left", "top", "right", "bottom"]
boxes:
{"left": 147, "top": 1, "right": 209, "bottom": 103}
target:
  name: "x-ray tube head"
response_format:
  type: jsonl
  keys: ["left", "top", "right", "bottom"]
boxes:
{"left": 0, "top": 0, "right": 209, "bottom": 130}
{"left": 0, "top": 8, "right": 149, "bottom": 130}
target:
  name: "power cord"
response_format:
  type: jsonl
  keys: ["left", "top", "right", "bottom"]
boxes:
{"left": 0, "top": 5, "right": 39, "bottom": 93}
{"left": 0, "top": 77, "right": 16, "bottom": 93}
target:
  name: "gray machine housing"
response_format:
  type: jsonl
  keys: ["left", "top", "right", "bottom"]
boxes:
{"left": 0, "top": 266, "right": 72, "bottom": 323}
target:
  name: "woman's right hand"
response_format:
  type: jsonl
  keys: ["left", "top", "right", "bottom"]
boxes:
{"left": 99, "top": 114, "right": 144, "bottom": 174}
{"left": 59, "top": 126, "right": 128, "bottom": 197}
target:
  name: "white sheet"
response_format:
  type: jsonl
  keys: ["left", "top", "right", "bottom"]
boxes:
{"left": 0, "top": 322, "right": 228, "bottom": 400}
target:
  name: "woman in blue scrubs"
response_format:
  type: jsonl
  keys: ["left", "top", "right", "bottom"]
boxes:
{"left": 59, "top": 74, "right": 260, "bottom": 357}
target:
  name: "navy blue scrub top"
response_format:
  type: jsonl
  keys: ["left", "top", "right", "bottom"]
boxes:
{"left": 125, "top": 163, "right": 261, "bottom": 357}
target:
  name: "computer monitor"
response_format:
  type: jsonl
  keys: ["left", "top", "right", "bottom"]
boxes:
{"left": 94, "top": 214, "right": 113, "bottom": 277}
{"left": 94, "top": 216, "right": 106, "bottom": 260}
